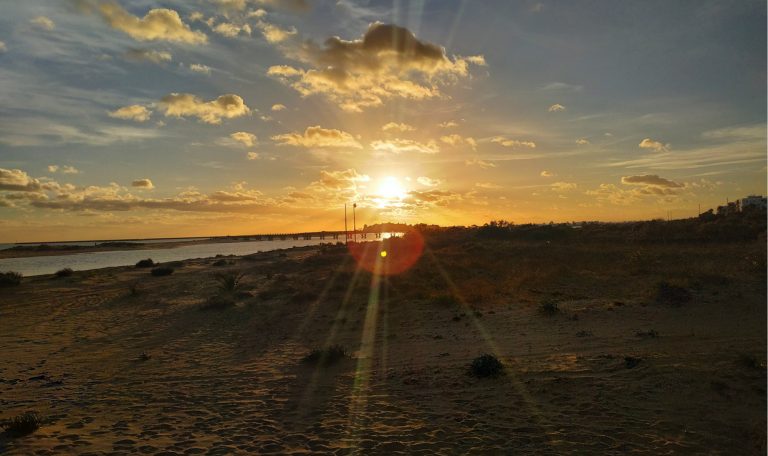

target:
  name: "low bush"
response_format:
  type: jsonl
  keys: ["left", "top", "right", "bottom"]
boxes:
{"left": 538, "top": 299, "right": 560, "bottom": 316}
{"left": 150, "top": 266, "right": 174, "bottom": 277}
{"left": 55, "top": 267, "right": 73, "bottom": 278}
{"left": 135, "top": 258, "right": 154, "bottom": 268}
{"left": 0, "top": 271, "right": 23, "bottom": 287}
{"left": 2, "top": 411, "right": 42, "bottom": 437}
{"left": 302, "top": 345, "right": 348, "bottom": 366}
{"left": 470, "top": 354, "right": 504, "bottom": 378}
{"left": 214, "top": 271, "right": 245, "bottom": 293}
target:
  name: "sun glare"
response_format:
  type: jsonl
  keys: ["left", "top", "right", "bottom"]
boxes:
{"left": 376, "top": 176, "right": 407, "bottom": 207}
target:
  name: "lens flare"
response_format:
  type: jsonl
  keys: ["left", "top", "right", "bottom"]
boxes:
{"left": 348, "top": 229, "right": 424, "bottom": 276}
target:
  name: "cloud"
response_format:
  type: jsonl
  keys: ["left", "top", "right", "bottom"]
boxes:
{"left": 159, "top": 93, "right": 250, "bottom": 124}
{"left": 247, "top": 151, "right": 260, "bottom": 160}
{"left": 31, "top": 16, "right": 55, "bottom": 31}
{"left": 272, "top": 126, "right": 362, "bottom": 148}
{"left": 310, "top": 169, "right": 369, "bottom": 193}
{"left": 370, "top": 139, "right": 439, "bottom": 154}
{"left": 0, "top": 168, "right": 42, "bottom": 192}
{"left": 638, "top": 138, "right": 668, "bottom": 152}
{"left": 48, "top": 165, "right": 80, "bottom": 174}
{"left": 381, "top": 122, "right": 415, "bottom": 132}
{"left": 551, "top": 181, "right": 577, "bottom": 192}
{"left": 575, "top": 138, "right": 590, "bottom": 145}
{"left": 440, "top": 134, "right": 476, "bottom": 149}
{"left": 212, "top": 22, "right": 252, "bottom": 38}
{"left": 255, "top": 0, "right": 311, "bottom": 12}
{"left": 230, "top": 131, "right": 257, "bottom": 147}
{"left": 465, "top": 158, "right": 496, "bottom": 168}
{"left": 540, "top": 170, "right": 554, "bottom": 177}
{"left": 438, "top": 121, "right": 459, "bottom": 128}
{"left": 404, "top": 189, "right": 461, "bottom": 207}
{"left": 417, "top": 176, "right": 441, "bottom": 187}
{"left": 702, "top": 124, "right": 766, "bottom": 141}
{"left": 257, "top": 21, "right": 297, "bottom": 43}
{"left": 621, "top": 174, "right": 682, "bottom": 188}
{"left": 587, "top": 176, "right": 685, "bottom": 205}
{"left": 0, "top": 41, "right": 6, "bottom": 53}
{"left": 124, "top": 48, "right": 172, "bottom": 64}
{"left": 491, "top": 136, "right": 536, "bottom": 148}
{"left": 189, "top": 63, "right": 211, "bottom": 74}
{"left": 267, "top": 22, "right": 486, "bottom": 112}
{"left": 475, "top": 182, "right": 502, "bottom": 189}
{"left": 271, "top": 103, "right": 286, "bottom": 111}
{"left": 79, "top": 1, "right": 207, "bottom": 44}
{"left": 541, "top": 82, "right": 582, "bottom": 92}
{"left": 131, "top": 178, "right": 154, "bottom": 189}
{"left": 108, "top": 105, "right": 152, "bottom": 122}
{"left": 548, "top": 104, "right": 566, "bottom": 112}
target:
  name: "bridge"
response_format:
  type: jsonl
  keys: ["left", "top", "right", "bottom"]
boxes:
{"left": 211, "top": 230, "right": 386, "bottom": 242}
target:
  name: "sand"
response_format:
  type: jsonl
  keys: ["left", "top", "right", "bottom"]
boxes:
{"left": 0, "top": 238, "right": 765, "bottom": 455}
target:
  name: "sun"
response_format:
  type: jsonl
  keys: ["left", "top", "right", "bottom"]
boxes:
{"left": 376, "top": 176, "right": 407, "bottom": 207}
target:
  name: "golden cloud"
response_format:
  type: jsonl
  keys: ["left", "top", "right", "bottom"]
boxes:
{"left": 440, "top": 134, "right": 476, "bottom": 149}
{"left": 370, "top": 139, "right": 439, "bottom": 154}
{"left": 548, "top": 104, "right": 566, "bottom": 112}
{"left": 230, "top": 131, "right": 257, "bottom": 147}
{"left": 79, "top": 1, "right": 207, "bottom": 44}
{"left": 267, "top": 22, "right": 485, "bottom": 112}
{"left": 382, "top": 122, "right": 415, "bottom": 132}
{"left": 272, "top": 126, "right": 362, "bottom": 148}
{"left": 189, "top": 63, "right": 211, "bottom": 74}
{"left": 31, "top": 16, "right": 55, "bottom": 31}
{"left": 621, "top": 174, "right": 682, "bottom": 188}
{"left": 0, "top": 168, "right": 42, "bottom": 192}
{"left": 271, "top": 103, "right": 286, "bottom": 111}
{"left": 108, "top": 105, "right": 152, "bottom": 122}
{"left": 124, "top": 48, "right": 172, "bottom": 64}
{"left": 131, "top": 178, "right": 154, "bottom": 189}
{"left": 491, "top": 136, "right": 536, "bottom": 148}
{"left": 465, "top": 158, "right": 496, "bottom": 168}
{"left": 257, "top": 22, "right": 297, "bottom": 43}
{"left": 638, "top": 138, "right": 668, "bottom": 152}
{"left": 159, "top": 93, "right": 250, "bottom": 124}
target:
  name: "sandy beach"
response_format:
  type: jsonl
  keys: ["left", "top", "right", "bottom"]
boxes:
{"left": 0, "top": 231, "right": 765, "bottom": 455}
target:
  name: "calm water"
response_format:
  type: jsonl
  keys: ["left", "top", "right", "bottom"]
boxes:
{"left": 0, "top": 238, "right": 334, "bottom": 277}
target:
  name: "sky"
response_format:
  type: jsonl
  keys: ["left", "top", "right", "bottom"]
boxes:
{"left": 0, "top": 0, "right": 765, "bottom": 242}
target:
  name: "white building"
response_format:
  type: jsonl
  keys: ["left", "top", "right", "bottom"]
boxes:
{"left": 741, "top": 195, "right": 767, "bottom": 210}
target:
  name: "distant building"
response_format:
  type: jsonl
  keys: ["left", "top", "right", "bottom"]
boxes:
{"left": 716, "top": 201, "right": 740, "bottom": 216}
{"left": 741, "top": 195, "right": 767, "bottom": 211}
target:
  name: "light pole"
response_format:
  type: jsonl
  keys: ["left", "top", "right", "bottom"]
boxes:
{"left": 352, "top": 203, "right": 357, "bottom": 243}
{"left": 344, "top": 204, "right": 348, "bottom": 244}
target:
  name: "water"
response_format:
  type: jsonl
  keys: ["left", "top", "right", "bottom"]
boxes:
{"left": 0, "top": 237, "right": 210, "bottom": 250}
{"left": 0, "top": 238, "right": 334, "bottom": 277}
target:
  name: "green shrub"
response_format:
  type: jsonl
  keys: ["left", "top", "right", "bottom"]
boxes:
{"left": 150, "top": 266, "right": 174, "bottom": 277}
{"left": 469, "top": 354, "right": 504, "bottom": 378}
{"left": 2, "top": 411, "right": 41, "bottom": 437}
{"left": 302, "top": 345, "right": 348, "bottom": 366}
{"left": 135, "top": 258, "right": 154, "bottom": 268}
{"left": 0, "top": 271, "right": 23, "bottom": 287}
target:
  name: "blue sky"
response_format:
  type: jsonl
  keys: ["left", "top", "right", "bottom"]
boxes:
{"left": 0, "top": 0, "right": 765, "bottom": 241}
